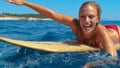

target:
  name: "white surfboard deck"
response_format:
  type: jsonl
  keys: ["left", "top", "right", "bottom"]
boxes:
{"left": 0, "top": 37, "right": 119, "bottom": 52}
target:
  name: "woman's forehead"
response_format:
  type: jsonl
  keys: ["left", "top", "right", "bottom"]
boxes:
{"left": 80, "top": 5, "right": 97, "bottom": 15}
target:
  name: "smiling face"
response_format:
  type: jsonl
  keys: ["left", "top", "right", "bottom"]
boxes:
{"left": 79, "top": 5, "right": 99, "bottom": 35}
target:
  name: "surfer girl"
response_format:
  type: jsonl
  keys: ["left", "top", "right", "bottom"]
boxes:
{"left": 6, "top": 0, "right": 119, "bottom": 58}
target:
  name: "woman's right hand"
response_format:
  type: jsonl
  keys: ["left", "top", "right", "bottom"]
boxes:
{"left": 5, "top": 0, "right": 25, "bottom": 5}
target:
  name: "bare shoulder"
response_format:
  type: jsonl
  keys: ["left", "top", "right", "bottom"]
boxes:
{"left": 69, "top": 19, "right": 80, "bottom": 34}
{"left": 96, "top": 24, "right": 107, "bottom": 36}
{"left": 97, "top": 24, "right": 106, "bottom": 32}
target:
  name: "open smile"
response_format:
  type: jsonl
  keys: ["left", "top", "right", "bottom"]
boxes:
{"left": 83, "top": 24, "right": 92, "bottom": 31}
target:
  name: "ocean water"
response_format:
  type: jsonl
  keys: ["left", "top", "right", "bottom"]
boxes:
{"left": 0, "top": 20, "right": 120, "bottom": 68}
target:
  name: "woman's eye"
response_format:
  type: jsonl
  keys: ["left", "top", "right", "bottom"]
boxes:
{"left": 80, "top": 16, "right": 85, "bottom": 18}
{"left": 89, "top": 15, "right": 95, "bottom": 19}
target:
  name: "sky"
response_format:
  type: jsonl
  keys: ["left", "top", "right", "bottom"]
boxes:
{"left": 0, "top": 0, "right": 120, "bottom": 21}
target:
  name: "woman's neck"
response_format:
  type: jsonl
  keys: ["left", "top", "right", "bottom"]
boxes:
{"left": 83, "top": 32, "right": 93, "bottom": 40}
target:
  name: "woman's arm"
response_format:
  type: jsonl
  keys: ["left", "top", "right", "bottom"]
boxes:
{"left": 98, "top": 25, "right": 118, "bottom": 58}
{"left": 6, "top": 0, "right": 75, "bottom": 26}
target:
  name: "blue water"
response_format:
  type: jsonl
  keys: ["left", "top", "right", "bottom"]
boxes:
{"left": 0, "top": 20, "right": 120, "bottom": 68}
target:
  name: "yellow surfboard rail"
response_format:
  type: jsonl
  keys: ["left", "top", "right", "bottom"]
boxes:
{"left": 0, "top": 37, "right": 119, "bottom": 52}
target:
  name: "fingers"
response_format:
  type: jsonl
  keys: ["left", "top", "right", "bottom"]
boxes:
{"left": 5, "top": 0, "right": 15, "bottom": 4}
{"left": 5, "top": 0, "right": 13, "bottom": 2}
{"left": 5, "top": 0, "right": 23, "bottom": 5}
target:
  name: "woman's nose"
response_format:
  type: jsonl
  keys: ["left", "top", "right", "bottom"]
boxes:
{"left": 85, "top": 17, "right": 90, "bottom": 22}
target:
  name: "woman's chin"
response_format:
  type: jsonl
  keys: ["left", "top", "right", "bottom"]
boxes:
{"left": 83, "top": 30, "right": 92, "bottom": 35}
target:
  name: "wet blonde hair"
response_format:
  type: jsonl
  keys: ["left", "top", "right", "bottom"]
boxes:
{"left": 79, "top": 1, "right": 101, "bottom": 20}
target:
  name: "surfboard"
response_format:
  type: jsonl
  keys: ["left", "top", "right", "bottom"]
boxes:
{"left": 0, "top": 37, "right": 119, "bottom": 52}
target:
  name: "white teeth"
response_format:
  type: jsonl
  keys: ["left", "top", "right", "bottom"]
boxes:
{"left": 84, "top": 25, "right": 91, "bottom": 27}
{"left": 85, "top": 25, "right": 90, "bottom": 26}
